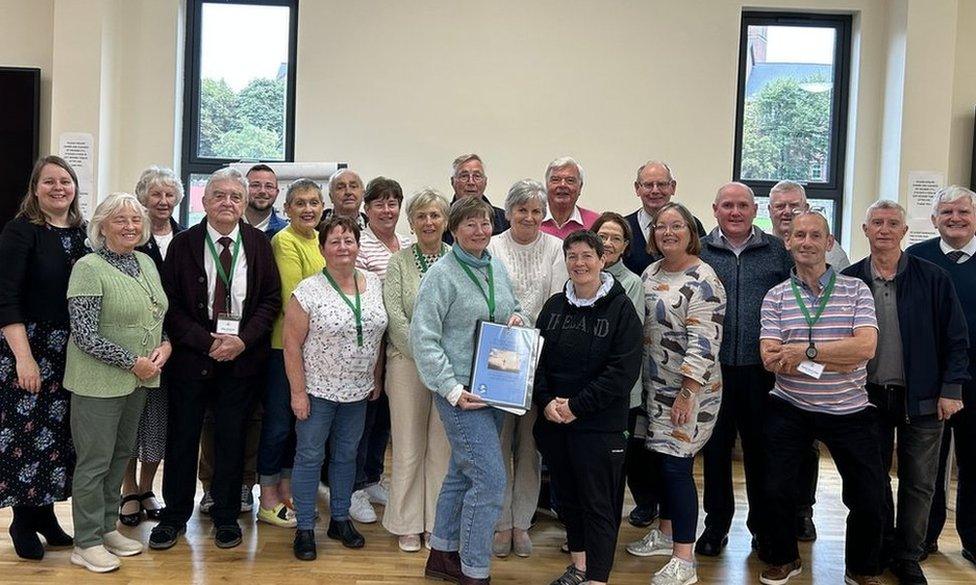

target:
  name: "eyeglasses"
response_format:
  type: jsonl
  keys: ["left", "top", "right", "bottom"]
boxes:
{"left": 455, "top": 172, "right": 485, "bottom": 183}
{"left": 638, "top": 181, "right": 673, "bottom": 191}
{"left": 209, "top": 191, "right": 244, "bottom": 204}
{"left": 653, "top": 222, "right": 688, "bottom": 233}
{"left": 598, "top": 233, "right": 626, "bottom": 244}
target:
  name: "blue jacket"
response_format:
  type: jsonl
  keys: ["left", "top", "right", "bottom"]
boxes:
{"left": 264, "top": 210, "right": 289, "bottom": 239}
{"left": 842, "top": 253, "right": 970, "bottom": 416}
{"left": 699, "top": 227, "right": 793, "bottom": 366}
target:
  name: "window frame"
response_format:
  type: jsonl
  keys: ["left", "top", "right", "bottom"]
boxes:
{"left": 179, "top": 0, "right": 299, "bottom": 225}
{"left": 732, "top": 11, "right": 852, "bottom": 236}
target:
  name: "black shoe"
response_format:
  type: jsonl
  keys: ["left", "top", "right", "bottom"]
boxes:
{"left": 148, "top": 523, "right": 185, "bottom": 550}
{"left": 694, "top": 527, "right": 729, "bottom": 557}
{"left": 293, "top": 529, "right": 317, "bottom": 561}
{"left": 214, "top": 523, "right": 243, "bottom": 548}
{"left": 795, "top": 515, "right": 817, "bottom": 542}
{"left": 119, "top": 493, "right": 143, "bottom": 527}
{"left": 327, "top": 519, "right": 365, "bottom": 548}
{"left": 890, "top": 559, "right": 927, "bottom": 584}
{"left": 628, "top": 504, "right": 659, "bottom": 528}
{"left": 919, "top": 541, "right": 937, "bottom": 562}
{"left": 962, "top": 548, "right": 976, "bottom": 567}
{"left": 549, "top": 564, "right": 586, "bottom": 585}
{"left": 140, "top": 491, "right": 165, "bottom": 521}
{"left": 33, "top": 504, "right": 73, "bottom": 547}
{"left": 8, "top": 520, "right": 44, "bottom": 560}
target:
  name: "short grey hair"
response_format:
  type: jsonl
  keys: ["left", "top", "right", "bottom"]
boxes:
{"left": 635, "top": 160, "right": 676, "bottom": 183}
{"left": 87, "top": 192, "right": 151, "bottom": 251}
{"left": 504, "top": 179, "right": 548, "bottom": 218}
{"left": 205, "top": 167, "right": 248, "bottom": 200}
{"left": 932, "top": 185, "right": 976, "bottom": 216}
{"left": 714, "top": 181, "right": 755, "bottom": 203}
{"left": 864, "top": 199, "right": 907, "bottom": 224}
{"left": 451, "top": 153, "right": 485, "bottom": 177}
{"left": 134, "top": 165, "right": 185, "bottom": 207}
{"left": 284, "top": 178, "right": 323, "bottom": 207}
{"left": 328, "top": 169, "right": 363, "bottom": 194}
{"left": 545, "top": 156, "right": 586, "bottom": 186}
{"left": 406, "top": 188, "right": 451, "bottom": 222}
{"left": 769, "top": 180, "right": 806, "bottom": 200}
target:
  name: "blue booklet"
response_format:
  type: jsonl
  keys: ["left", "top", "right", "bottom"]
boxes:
{"left": 469, "top": 321, "right": 543, "bottom": 414}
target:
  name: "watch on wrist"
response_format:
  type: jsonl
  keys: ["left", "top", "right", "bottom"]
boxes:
{"left": 805, "top": 343, "right": 818, "bottom": 360}
{"left": 679, "top": 387, "right": 694, "bottom": 399}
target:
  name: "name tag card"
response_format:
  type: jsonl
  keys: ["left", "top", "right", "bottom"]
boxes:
{"left": 216, "top": 313, "right": 241, "bottom": 335}
{"left": 797, "top": 360, "right": 825, "bottom": 380}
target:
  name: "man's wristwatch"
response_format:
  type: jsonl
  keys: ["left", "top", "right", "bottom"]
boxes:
{"left": 679, "top": 387, "right": 695, "bottom": 399}
{"left": 805, "top": 343, "right": 818, "bottom": 360}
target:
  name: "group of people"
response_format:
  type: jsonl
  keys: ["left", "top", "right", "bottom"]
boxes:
{"left": 0, "top": 152, "right": 974, "bottom": 585}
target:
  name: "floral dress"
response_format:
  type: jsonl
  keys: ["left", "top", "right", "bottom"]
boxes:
{"left": 642, "top": 260, "right": 726, "bottom": 458}
{"left": 0, "top": 224, "right": 89, "bottom": 506}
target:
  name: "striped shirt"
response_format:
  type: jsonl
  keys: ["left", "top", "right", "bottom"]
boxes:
{"left": 356, "top": 227, "right": 412, "bottom": 281}
{"left": 759, "top": 268, "right": 878, "bottom": 414}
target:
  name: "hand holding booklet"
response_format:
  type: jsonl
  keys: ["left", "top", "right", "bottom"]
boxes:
{"left": 468, "top": 321, "right": 544, "bottom": 415}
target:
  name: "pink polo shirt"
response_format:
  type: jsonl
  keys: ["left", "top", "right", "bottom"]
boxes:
{"left": 540, "top": 205, "right": 600, "bottom": 240}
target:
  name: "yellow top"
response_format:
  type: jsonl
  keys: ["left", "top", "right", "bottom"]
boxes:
{"left": 271, "top": 224, "right": 325, "bottom": 349}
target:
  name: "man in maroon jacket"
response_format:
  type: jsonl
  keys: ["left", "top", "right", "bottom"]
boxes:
{"left": 149, "top": 167, "right": 280, "bottom": 551}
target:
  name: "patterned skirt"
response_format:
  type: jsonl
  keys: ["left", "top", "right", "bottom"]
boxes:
{"left": 0, "top": 322, "right": 75, "bottom": 507}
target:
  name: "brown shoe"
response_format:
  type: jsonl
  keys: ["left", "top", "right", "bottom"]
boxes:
{"left": 425, "top": 548, "right": 462, "bottom": 583}
{"left": 843, "top": 572, "right": 885, "bottom": 585}
{"left": 760, "top": 559, "right": 802, "bottom": 585}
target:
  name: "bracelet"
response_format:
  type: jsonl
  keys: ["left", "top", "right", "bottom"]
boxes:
{"left": 679, "top": 387, "right": 695, "bottom": 399}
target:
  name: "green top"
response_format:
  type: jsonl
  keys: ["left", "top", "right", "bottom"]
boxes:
{"left": 271, "top": 225, "right": 325, "bottom": 349}
{"left": 383, "top": 244, "right": 448, "bottom": 360}
{"left": 64, "top": 251, "right": 168, "bottom": 398}
{"left": 607, "top": 260, "right": 646, "bottom": 407}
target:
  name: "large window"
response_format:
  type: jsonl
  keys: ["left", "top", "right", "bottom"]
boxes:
{"left": 733, "top": 12, "right": 851, "bottom": 235}
{"left": 181, "top": 0, "right": 298, "bottom": 225}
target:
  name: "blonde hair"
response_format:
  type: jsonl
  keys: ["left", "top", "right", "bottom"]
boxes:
{"left": 87, "top": 193, "right": 151, "bottom": 251}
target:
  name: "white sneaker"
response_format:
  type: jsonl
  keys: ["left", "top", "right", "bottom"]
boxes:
{"left": 70, "top": 545, "right": 120, "bottom": 573}
{"left": 651, "top": 557, "right": 698, "bottom": 585}
{"left": 102, "top": 530, "right": 143, "bottom": 556}
{"left": 364, "top": 482, "right": 389, "bottom": 506}
{"left": 348, "top": 489, "right": 377, "bottom": 523}
{"left": 240, "top": 485, "right": 254, "bottom": 513}
{"left": 626, "top": 528, "right": 673, "bottom": 557}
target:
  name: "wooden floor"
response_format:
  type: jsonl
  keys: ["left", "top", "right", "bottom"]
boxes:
{"left": 1, "top": 459, "right": 974, "bottom": 584}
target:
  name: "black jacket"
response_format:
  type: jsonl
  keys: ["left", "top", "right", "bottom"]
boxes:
{"left": 533, "top": 278, "right": 642, "bottom": 433}
{"left": 842, "top": 254, "right": 970, "bottom": 416}
{"left": 623, "top": 209, "right": 706, "bottom": 276}
{"left": 136, "top": 218, "right": 184, "bottom": 272}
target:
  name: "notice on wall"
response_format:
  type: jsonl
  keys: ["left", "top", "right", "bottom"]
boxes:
{"left": 58, "top": 132, "right": 95, "bottom": 219}
{"left": 906, "top": 171, "right": 943, "bottom": 246}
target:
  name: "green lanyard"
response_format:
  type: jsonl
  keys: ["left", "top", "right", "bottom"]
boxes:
{"left": 413, "top": 243, "right": 445, "bottom": 274}
{"left": 323, "top": 268, "right": 363, "bottom": 347}
{"left": 453, "top": 250, "right": 495, "bottom": 321}
{"left": 790, "top": 271, "right": 836, "bottom": 345}
{"left": 205, "top": 232, "right": 242, "bottom": 310}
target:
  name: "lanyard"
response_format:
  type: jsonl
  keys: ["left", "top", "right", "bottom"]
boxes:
{"left": 790, "top": 271, "right": 836, "bottom": 345}
{"left": 453, "top": 250, "right": 495, "bottom": 321}
{"left": 323, "top": 268, "right": 363, "bottom": 347}
{"left": 205, "top": 232, "right": 242, "bottom": 309}
{"left": 413, "top": 243, "right": 445, "bottom": 274}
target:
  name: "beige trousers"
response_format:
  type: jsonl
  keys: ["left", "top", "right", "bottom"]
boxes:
{"left": 382, "top": 352, "right": 451, "bottom": 535}
{"left": 496, "top": 405, "right": 541, "bottom": 531}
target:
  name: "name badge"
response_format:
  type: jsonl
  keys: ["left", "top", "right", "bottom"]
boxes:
{"left": 797, "top": 360, "right": 825, "bottom": 380}
{"left": 216, "top": 313, "right": 241, "bottom": 335}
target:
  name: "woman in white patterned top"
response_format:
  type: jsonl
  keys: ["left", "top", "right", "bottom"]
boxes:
{"left": 486, "top": 179, "right": 566, "bottom": 558}
{"left": 284, "top": 216, "right": 388, "bottom": 561}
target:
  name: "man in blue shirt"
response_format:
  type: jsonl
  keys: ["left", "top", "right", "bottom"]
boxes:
{"left": 243, "top": 163, "right": 288, "bottom": 238}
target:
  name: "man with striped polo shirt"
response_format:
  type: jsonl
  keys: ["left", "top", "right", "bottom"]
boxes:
{"left": 757, "top": 211, "right": 885, "bottom": 585}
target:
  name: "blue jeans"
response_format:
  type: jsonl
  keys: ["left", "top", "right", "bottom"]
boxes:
{"left": 257, "top": 350, "right": 296, "bottom": 486}
{"left": 429, "top": 394, "right": 505, "bottom": 580}
{"left": 291, "top": 395, "right": 367, "bottom": 530}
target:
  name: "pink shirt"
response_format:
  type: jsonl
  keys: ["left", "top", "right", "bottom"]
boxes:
{"left": 539, "top": 205, "right": 600, "bottom": 240}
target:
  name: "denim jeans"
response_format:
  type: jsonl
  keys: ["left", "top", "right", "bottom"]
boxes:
{"left": 291, "top": 395, "right": 367, "bottom": 530}
{"left": 256, "top": 350, "right": 296, "bottom": 486}
{"left": 429, "top": 394, "right": 506, "bottom": 580}
{"left": 868, "top": 383, "right": 944, "bottom": 562}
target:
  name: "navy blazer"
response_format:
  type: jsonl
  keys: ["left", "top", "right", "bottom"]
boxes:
{"left": 842, "top": 253, "right": 970, "bottom": 416}
{"left": 160, "top": 218, "right": 281, "bottom": 380}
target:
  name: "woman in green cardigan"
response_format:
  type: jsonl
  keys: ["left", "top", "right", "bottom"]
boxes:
{"left": 64, "top": 193, "right": 170, "bottom": 573}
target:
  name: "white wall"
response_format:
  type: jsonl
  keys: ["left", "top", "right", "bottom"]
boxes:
{"left": 0, "top": 0, "right": 55, "bottom": 155}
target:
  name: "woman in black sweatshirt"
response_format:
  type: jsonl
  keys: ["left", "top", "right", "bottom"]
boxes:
{"left": 534, "top": 230, "right": 642, "bottom": 585}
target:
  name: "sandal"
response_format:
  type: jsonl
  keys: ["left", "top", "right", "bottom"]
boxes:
{"left": 119, "top": 494, "right": 143, "bottom": 526}
{"left": 140, "top": 491, "right": 164, "bottom": 521}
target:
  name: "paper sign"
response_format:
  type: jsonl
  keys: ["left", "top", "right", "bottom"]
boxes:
{"left": 58, "top": 132, "right": 95, "bottom": 220}
{"left": 906, "top": 171, "right": 943, "bottom": 245}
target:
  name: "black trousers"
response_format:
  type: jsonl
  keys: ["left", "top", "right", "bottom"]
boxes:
{"left": 701, "top": 364, "right": 822, "bottom": 536}
{"left": 763, "top": 397, "right": 885, "bottom": 575}
{"left": 626, "top": 407, "right": 659, "bottom": 512}
{"left": 926, "top": 385, "right": 976, "bottom": 551}
{"left": 160, "top": 366, "right": 260, "bottom": 526}
{"left": 535, "top": 425, "right": 626, "bottom": 583}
